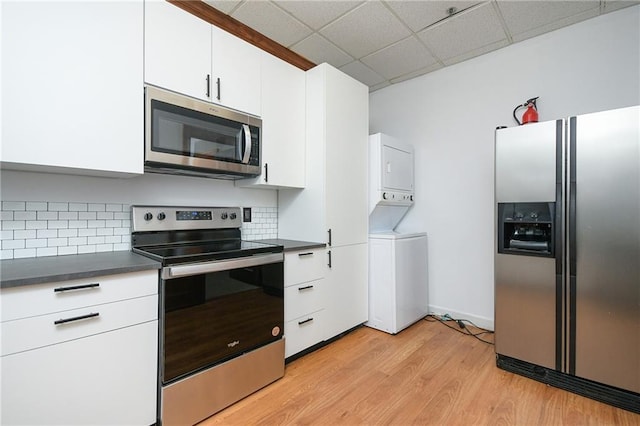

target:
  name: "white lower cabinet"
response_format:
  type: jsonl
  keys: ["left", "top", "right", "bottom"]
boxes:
{"left": 0, "top": 271, "right": 158, "bottom": 425}
{"left": 283, "top": 248, "right": 326, "bottom": 358}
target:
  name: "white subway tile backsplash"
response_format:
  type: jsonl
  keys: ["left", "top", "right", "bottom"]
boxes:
{"left": 37, "top": 211, "right": 58, "bottom": 220}
{"left": 78, "top": 212, "right": 96, "bottom": 220}
{"left": 37, "top": 229, "right": 58, "bottom": 239}
{"left": 26, "top": 202, "right": 47, "bottom": 211}
{"left": 47, "top": 238, "right": 68, "bottom": 247}
{"left": 48, "top": 220, "right": 68, "bottom": 229}
{"left": 0, "top": 201, "right": 277, "bottom": 260}
{"left": 36, "top": 247, "right": 57, "bottom": 257}
{"left": 78, "top": 229, "right": 97, "bottom": 237}
{"left": 58, "top": 246, "right": 78, "bottom": 256}
{"left": 2, "top": 239, "right": 25, "bottom": 250}
{"left": 78, "top": 245, "right": 96, "bottom": 254}
{"left": 3, "top": 221, "right": 26, "bottom": 230}
{"left": 25, "top": 221, "right": 46, "bottom": 230}
{"left": 14, "top": 248, "right": 36, "bottom": 258}
{"left": 69, "top": 203, "right": 88, "bottom": 212}
{"left": 26, "top": 239, "right": 47, "bottom": 248}
{"left": 48, "top": 202, "right": 69, "bottom": 212}
{"left": 58, "top": 229, "right": 78, "bottom": 238}
{"left": 2, "top": 201, "right": 25, "bottom": 211}
{"left": 59, "top": 212, "right": 79, "bottom": 220}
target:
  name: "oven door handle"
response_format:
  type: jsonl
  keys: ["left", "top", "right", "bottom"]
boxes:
{"left": 161, "top": 252, "right": 283, "bottom": 279}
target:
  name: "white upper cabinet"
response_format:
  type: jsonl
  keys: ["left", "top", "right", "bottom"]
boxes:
{"left": 211, "top": 25, "right": 262, "bottom": 116}
{"left": 236, "top": 51, "right": 305, "bottom": 189}
{"left": 144, "top": 0, "right": 212, "bottom": 101}
{"left": 1, "top": 1, "right": 144, "bottom": 176}
{"left": 144, "top": 1, "right": 261, "bottom": 116}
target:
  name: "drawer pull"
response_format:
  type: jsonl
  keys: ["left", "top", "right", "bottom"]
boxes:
{"left": 298, "top": 285, "right": 314, "bottom": 291}
{"left": 54, "top": 312, "right": 100, "bottom": 325}
{"left": 298, "top": 317, "right": 314, "bottom": 326}
{"left": 298, "top": 252, "right": 314, "bottom": 257}
{"left": 54, "top": 283, "right": 100, "bottom": 293}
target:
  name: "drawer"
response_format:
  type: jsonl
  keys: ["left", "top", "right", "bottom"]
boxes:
{"left": 1, "top": 294, "right": 158, "bottom": 356}
{"left": 284, "top": 248, "right": 325, "bottom": 286}
{"left": 1, "top": 270, "right": 157, "bottom": 322}
{"left": 285, "top": 309, "right": 325, "bottom": 358}
{"left": 284, "top": 278, "right": 324, "bottom": 322}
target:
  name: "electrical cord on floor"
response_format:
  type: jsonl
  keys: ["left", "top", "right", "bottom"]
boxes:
{"left": 424, "top": 313, "right": 495, "bottom": 345}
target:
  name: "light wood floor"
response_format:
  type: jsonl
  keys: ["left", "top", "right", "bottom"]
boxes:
{"left": 200, "top": 319, "right": 639, "bottom": 425}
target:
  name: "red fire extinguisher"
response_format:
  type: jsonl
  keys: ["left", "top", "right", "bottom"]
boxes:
{"left": 513, "top": 97, "right": 539, "bottom": 125}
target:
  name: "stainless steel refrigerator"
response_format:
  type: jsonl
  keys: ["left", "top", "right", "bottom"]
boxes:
{"left": 494, "top": 105, "right": 639, "bottom": 412}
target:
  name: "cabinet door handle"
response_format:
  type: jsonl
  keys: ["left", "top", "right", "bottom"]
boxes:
{"left": 298, "top": 252, "right": 314, "bottom": 257}
{"left": 264, "top": 163, "right": 268, "bottom": 183}
{"left": 54, "top": 312, "right": 100, "bottom": 325}
{"left": 328, "top": 250, "right": 332, "bottom": 268}
{"left": 206, "top": 74, "right": 211, "bottom": 98}
{"left": 298, "top": 317, "right": 314, "bottom": 326}
{"left": 328, "top": 229, "right": 332, "bottom": 246}
{"left": 298, "top": 285, "right": 314, "bottom": 291}
{"left": 216, "top": 77, "right": 221, "bottom": 101}
{"left": 54, "top": 283, "right": 100, "bottom": 293}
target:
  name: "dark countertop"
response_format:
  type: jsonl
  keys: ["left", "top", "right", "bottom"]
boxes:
{"left": 256, "top": 239, "right": 326, "bottom": 252}
{"left": 0, "top": 251, "right": 161, "bottom": 289}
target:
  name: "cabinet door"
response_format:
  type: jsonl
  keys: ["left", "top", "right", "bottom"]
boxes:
{"left": 1, "top": 321, "right": 158, "bottom": 425}
{"left": 1, "top": 1, "right": 143, "bottom": 176}
{"left": 211, "top": 25, "right": 261, "bottom": 116}
{"left": 236, "top": 52, "right": 305, "bottom": 188}
{"left": 324, "top": 243, "right": 368, "bottom": 339}
{"left": 144, "top": 0, "right": 212, "bottom": 101}
{"left": 324, "top": 66, "right": 369, "bottom": 246}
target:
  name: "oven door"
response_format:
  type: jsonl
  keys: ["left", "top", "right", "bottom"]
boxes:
{"left": 160, "top": 253, "right": 284, "bottom": 384}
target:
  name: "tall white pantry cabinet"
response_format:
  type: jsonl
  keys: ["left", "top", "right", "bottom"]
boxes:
{"left": 279, "top": 63, "right": 369, "bottom": 340}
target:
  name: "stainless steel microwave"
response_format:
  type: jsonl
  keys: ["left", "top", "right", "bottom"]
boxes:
{"left": 144, "top": 85, "right": 261, "bottom": 179}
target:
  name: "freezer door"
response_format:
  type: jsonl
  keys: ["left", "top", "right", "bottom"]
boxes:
{"left": 495, "top": 120, "right": 560, "bottom": 203}
{"left": 571, "top": 105, "right": 640, "bottom": 393}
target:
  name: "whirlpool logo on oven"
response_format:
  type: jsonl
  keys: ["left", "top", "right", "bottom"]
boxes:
{"left": 227, "top": 340, "right": 240, "bottom": 348}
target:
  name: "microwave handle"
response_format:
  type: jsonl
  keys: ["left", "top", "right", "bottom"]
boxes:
{"left": 241, "top": 124, "right": 252, "bottom": 164}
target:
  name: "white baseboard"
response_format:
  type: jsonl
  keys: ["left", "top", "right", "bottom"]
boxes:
{"left": 428, "top": 304, "right": 494, "bottom": 331}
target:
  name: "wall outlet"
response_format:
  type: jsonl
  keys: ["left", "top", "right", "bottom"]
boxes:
{"left": 243, "top": 207, "right": 252, "bottom": 222}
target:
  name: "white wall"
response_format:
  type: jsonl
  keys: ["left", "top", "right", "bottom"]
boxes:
{"left": 0, "top": 170, "right": 276, "bottom": 207}
{"left": 369, "top": 6, "right": 640, "bottom": 329}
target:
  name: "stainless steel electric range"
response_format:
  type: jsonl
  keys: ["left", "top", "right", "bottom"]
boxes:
{"left": 131, "top": 206, "right": 284, "bottom": 426}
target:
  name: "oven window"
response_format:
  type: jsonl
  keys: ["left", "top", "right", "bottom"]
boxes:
{"left": 162, "top": 261, "right": 283, "bottom": 383}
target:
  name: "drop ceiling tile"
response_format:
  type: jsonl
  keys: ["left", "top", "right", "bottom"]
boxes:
{"left": 202, "top": 0, "right": 242, "bottom": 15}
{"left": 275, "top": 0, "right": 363, "bottom": 30}
{"left": 602, "top": 0, "right": 640, "bottom": 12}
{"left": 370, "top": 81, "right": 391, "bottom": 92}
{"left": 361, "top": 36, "right": 438, "bottom": 80}
{"left": 418, "top": 3, "right": 507, "bottom": 62}
{"left": 291, "top": 34, "right": 353, "bottom": 68}
{"left": 389, "top": 62, "right": 443, "bottom": 84}
{"left": 386, "top": 0, "right": 479, "bottom": 32}
{"left": 508, "top": 7, "right": 600, "bottom": 43}
{"left": 231, "top": 1, "right": 312, "bottom": 47}
{"left": 320, "top": 1, "right": 412, "bottom": 59}
{"left": 441, "top": 38, "right": 509, "bottom": 66}
{"left": 339, "top": 60, "right": 386, "bottom": 87}
{"left": 497, "top": 1, "right": 600, "bottom": 41}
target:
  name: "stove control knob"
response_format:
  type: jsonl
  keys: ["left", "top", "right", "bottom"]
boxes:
{"left": 157, "top": 212, "right": 166, "bottom": 221}
{"left": 221, "top": 212, "right": 228, "bottom": 220}
{"left": 144, "top": 212, "right": 153, "bottom": 221}
{"left": 230, "top": 212, "right": 237, "bottom": 220}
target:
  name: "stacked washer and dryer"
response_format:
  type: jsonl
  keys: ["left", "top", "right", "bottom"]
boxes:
{"left": 366, "top": 133, "right": 429, "bottom": 335}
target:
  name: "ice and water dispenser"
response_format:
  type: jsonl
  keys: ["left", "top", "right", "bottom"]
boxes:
{"left": 498, "top": 202, "right": 555, "bottom": 257}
